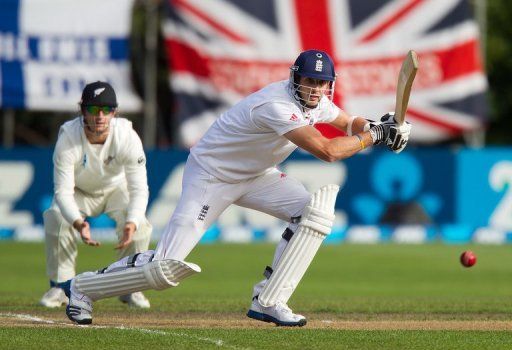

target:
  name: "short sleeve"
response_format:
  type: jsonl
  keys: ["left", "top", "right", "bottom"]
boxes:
{"left": 253, "top": 102, "right": 308, "bottom": 136}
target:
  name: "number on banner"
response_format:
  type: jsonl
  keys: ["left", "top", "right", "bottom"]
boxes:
{"left": 489, "top": 161, "right": 512, "bottom": 230}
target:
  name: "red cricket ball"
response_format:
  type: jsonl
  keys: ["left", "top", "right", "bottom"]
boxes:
{"left": 460, "top": 250, "right": 477, "bottom": 268}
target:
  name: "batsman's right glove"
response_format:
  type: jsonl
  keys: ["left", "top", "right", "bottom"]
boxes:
{"left": 379, "top": 112, "right": 412, "bottom": 153}
{"left": 386, "top": 122, "right": 411, "bottom": 153}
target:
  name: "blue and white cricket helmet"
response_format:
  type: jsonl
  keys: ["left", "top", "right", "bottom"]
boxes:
{"left": 289, "top": 49, "right": 337, "bottom": 107}
{"left": 290, "top": 49, "right": 336, "bottom": 82}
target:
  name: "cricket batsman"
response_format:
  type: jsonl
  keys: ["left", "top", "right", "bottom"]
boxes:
{"left": 64, "top": 50, "right": 411, "bottom": 326}
{"left": 40, "top": 81, "right": 153, "bottom": 309}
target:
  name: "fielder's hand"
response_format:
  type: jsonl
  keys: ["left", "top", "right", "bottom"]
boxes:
{"left": 380, "top": 112, "right": 412, "bottom": 153}
{"left": 73, "top": 219, "right": 100, "bottom": 247}
{"left": 116, "top": 222, "right": 136, "bottom": 250}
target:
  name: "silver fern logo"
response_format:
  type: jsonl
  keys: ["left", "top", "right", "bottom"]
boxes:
{"left": 94, "top": 88, "right": 106, "bottom": 97}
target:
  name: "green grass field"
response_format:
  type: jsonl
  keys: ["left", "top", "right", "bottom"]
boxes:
{"left": 1, "top": 241, "right": 512, "bottom": 349}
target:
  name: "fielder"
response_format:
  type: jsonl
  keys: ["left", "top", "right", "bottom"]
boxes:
{"left": 40, "top": 81, "right": 153, "bottom": 309}
{"left": 64, "top": 50, "right": 411, "bottom": 326}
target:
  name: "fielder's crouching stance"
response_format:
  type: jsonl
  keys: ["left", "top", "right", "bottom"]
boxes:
{"left": 42, "top": 81, "right": 153, "bottom": 310}
{"left": 65, "top": 49, "right": 411, "bottom": 326}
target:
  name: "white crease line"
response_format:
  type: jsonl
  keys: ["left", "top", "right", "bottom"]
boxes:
{"left": 1, "top": 313, "right": 250, "bottom": 350}
{"left": 6, "top": 313, "right": 61, "bottom": 325}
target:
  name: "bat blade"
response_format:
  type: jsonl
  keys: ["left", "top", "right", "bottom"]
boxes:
{"left": 394, "top": 50, "right": 419, "bottom": 125}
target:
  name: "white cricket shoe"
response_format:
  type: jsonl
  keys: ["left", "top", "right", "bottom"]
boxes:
{"left": 39, "top": 287, "right": 68, "bottom": 308}
{"left": 66, "top": 274, "right": 93, "bottom": 325}
{"left": 118, "top": 292, "right": 150, "bottom": 308}
{"left": 247, "top": 298, "right": 307, "bottom": 327}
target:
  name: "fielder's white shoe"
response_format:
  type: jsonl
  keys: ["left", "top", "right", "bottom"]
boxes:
{"left": 247, "top": 298, "right": 307, "bottom": 327}
{"left": 118, "top": 292, "right": 150, "bottom": 308}
{"left": 66, "top": 274, "right": 93, "bottom": 325}
{"left": 39, "top": 287, "right": 68, "bottom": 308}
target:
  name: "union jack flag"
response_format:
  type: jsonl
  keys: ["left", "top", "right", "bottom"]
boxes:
{"left": 163, "top": 0, "right": 487, "bottom": 147}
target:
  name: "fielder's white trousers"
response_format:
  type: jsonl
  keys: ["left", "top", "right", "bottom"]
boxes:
{"left": 43, "top": 185, "right": 152, "bottom": 283}
{"left": 154, "top": 156, "right": 310, "bottom": 261}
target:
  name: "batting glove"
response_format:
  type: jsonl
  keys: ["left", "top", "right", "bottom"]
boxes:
{"left": 363, "top": 119, "right": 380, "bottom": 132}
{"left": 386, "top": 122, "right": 412, "bottom": 153}
{"left": 369, "top": 123, "right": 391, "bottom": 145}
{"left": 380, "top": 112, "right": 396, "bottom": 124}
{"left": 379, "top": 112, "right": 412, "bottom": 153}
{"left": 369, "top": 114, "right": 396, "bottom": 145}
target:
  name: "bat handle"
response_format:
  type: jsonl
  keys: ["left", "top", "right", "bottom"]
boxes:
{"left": 393, "top": 115, "right": 404, "bottom": 126}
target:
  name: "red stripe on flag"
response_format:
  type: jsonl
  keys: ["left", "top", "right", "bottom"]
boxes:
{"left": 293, "top": 0, "right": 333, "bottom": 53}
{"left": 167, "top": 39, "right": 483, "bottom": 94}
{"left": 341, "top": 40, "right": 483, "bottom": 95}
{"left": 407, "top": 107, "right": 467, "bottom": 135}
{"left": 166, "top": 39, "right": 210, "bottom": 77}
{"left": 166, "top": 39, "right": 291, "bottom": 95}
{"left": 173, "top": 0, "right": 251, "bottom": 44}
{"left": 436, "top": 40, "right": 483, "bottom": 82}
{"left": 360, "top": 0, "right": 425, "bottom": 43}
{"left": 294, "top": 0, "right": 342, "bottom": 138}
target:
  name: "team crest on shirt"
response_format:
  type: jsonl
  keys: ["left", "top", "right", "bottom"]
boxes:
{"left": 198, "top": 205, "right": 210, "bottom": 221}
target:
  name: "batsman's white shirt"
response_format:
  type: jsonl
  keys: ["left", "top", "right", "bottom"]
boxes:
{"left": 52, "top": 117, "right": 149, "bottom": 228}
{"left": 190, "top": 80, "right": 340, "bottom": 182}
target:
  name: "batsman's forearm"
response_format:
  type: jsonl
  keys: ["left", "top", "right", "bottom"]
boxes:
{"left": 351, "top": 117, "right": 371, "bottom": 135}
{"left": 322, "top": 131, "right": 374, "bottom": 161}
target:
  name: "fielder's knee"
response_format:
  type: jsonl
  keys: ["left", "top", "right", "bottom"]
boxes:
{"left": 43, "top": 208, "right": 77, "bottom": 282}
{"left": 43, "top": 209, "right": 69, "bottom": 238}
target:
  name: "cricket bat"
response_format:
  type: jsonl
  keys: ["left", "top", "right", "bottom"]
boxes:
{"left": 394, "top": 50, "right": 419, "bottom": 125}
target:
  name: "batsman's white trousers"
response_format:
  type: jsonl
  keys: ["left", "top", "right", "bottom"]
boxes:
{"left": 154, "top": 156, "right": 310, "bottom": 260}
{"left": 43, "top": 186, "right": 152, "bottom": 283}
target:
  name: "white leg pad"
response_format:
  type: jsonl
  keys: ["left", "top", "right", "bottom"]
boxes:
{"left": 75, "top": 259, "right": 201, "bottom": 301}
{"left": 258, "top": 184, "right": 339, "bottom": 307}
